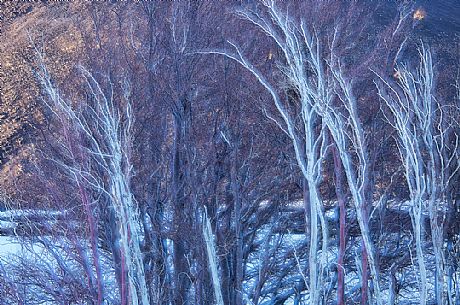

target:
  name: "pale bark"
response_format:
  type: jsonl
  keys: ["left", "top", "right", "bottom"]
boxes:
{"left": 202, "top": 207, "right": 224, "bottom": 305}
{"left": 376, "top": 44, "right": 460, "bottom": 304}
{"left": 35, "top": 55, "right": 149, "bottom": 305}
{"left": 203, "top": 1, "right": 331, "bottom": 301}
{"left": 332, "top": 146, "right": 346, "bottom": 305}
{"left": 322, "top": 60, "right": 384, "bottom": 305}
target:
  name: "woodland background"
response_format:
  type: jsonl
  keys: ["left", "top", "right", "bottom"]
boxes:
{"left": 0, "top": 1, "right": 459, "bottom": 304}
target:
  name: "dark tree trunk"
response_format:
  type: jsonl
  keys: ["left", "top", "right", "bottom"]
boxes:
{"left": 232, "top": 145, "right": 244, "bottom": 305}
{"left": 172, "top": 98, "right": 192, "bottom": 305}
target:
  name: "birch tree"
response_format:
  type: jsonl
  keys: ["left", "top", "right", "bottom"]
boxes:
{"left": 202, "top": 207, "right": 224, "bottom": 305}
{"left": 34, "top": 52, "right": 150, "bottom": 305}
{"left": 320, "top": 58, "right": 384, "bottom": 304}
{"left": 375, "top": 44, "right": 460, "bottom": 304}
{"left": 204, "top": 1, "right": 338, "bottom": 302}
{"left": 203, "top": 1, "right": 401, "bottom": 303}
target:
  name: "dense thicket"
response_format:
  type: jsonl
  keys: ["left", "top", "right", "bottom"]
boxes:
{"left": 0, "top": 1, "right": 459, "bottom": 304}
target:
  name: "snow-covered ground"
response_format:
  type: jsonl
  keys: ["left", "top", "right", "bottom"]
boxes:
{"left": 0, "top": 206, "right": 455, "bottom": 304}
{"left": 0, "top": 209, "right": 118, "bottom": 304}
{"left": 0, "top": 236, "right": 24, "bottom": 257}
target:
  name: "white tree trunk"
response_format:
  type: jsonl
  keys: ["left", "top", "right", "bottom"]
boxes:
{"left": 376, "top": 44, "right": 459, "bottom": 305}
{"left": 202, "top": 207, "right": 225, "bottom": 305}
{"left": 35, "top": 54, "right": 150, "bottom": 305}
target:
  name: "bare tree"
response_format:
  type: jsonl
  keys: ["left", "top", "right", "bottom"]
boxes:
{"left": 376, "top": 44, "right": 460, "bottom": 304}
{"left": 317, "top": 55, "right": 385, "bottom": 304}
{"left": 203, "top": 1, "right": 335, "bottom": 302}
{"left": 203, "top": 1, "right": 402, "bottom": 303}
{"left": 3, "top": 2, "right": 460, "bottom": 304}
{"left": 34, "top": 51, "right": 150, "bottom": 305}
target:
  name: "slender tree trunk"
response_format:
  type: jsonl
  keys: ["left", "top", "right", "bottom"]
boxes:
{"left": 354, "top": 203, "right": 382, "bottom": 305}
{"left": 232, "top": 144, "right": 244, "bottom": 305}
{"left": 360, "top": 189, "right": 370, "bottom": 305}
{"left": 430, "top": 155, "right": 445, "bottom": 305}
{"left": 78, "top": 183, "right": 104, "bottom": 304}
{"left": 361, "top": 238, "right": 369, "bottom": 305}
{"left": 361, "top": 166, "right": 376, "bottom": 305}
{"left": 446, "top": 198, "right": 456, "bottom": 305}
{"left": 218, "top": 210, "right": 232, "bottom": 305}
{"left": 303, "top": 178, "right": 311, "bottom": 239}
{"left": 307, "top": 178, "right": 321, "bottom": 305}
{"left": 172, "top": 106, "right": 191, "bottom": 305}
{"left": 333, "top": 147, "right": 346, "bottom": 305}
{"left": 389, "top": 264, "right": 397, "bottom": 305}
{"left": 431, "top": 214, "right": 444, "bottom": 305}
{"left": 203, "top": 208, "right": 224, "bottom": 305}
{"left": 412, "top": 199, "right": 428, "bottom": 305}
{"left": 66, "top": 124, "right": 105, "bottom": 304}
